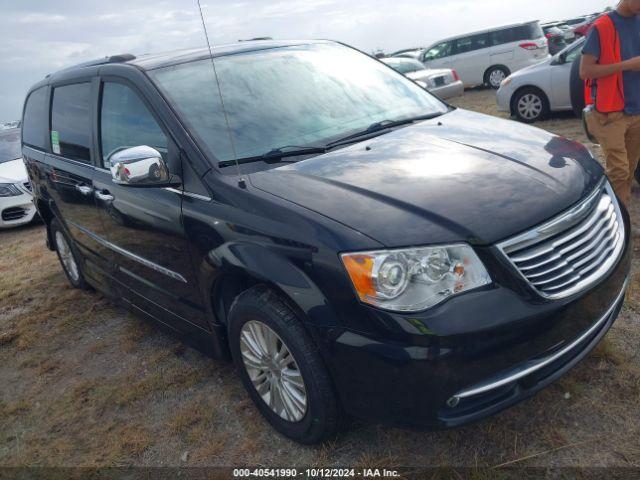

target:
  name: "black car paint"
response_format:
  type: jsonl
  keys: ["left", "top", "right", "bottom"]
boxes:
{"left": 23, "top": 43, "right": 630, "bottom": 430}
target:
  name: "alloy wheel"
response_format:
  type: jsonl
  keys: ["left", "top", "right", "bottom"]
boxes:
{"left": 517, "top": 93, "right": 543, "bottom": 121}
{"left": 55, "top": 231, "right": 80, "bottom": 283}
{"left": 489, "top": 69, "right": 506, "bottom": 88}
{"left": 239, "top": 320, "right": 308, "bottom": 422}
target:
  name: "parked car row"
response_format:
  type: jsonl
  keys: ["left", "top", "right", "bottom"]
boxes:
{"left": 389, "top": 21, "right": 550, "bottom": 89}
{"left": 380, "top": 57, "right": 464, "bottom": 99}
{"left": 385, "top": 9, "right": 605, "bottom": 91}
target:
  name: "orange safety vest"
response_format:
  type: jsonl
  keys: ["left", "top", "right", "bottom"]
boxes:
{"left": 584, "top": 14, "right": 626, "bottom": 113}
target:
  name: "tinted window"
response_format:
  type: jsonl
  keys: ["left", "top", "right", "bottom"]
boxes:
{"left": 492, "top": 23, "right": 543, "bottom": 45}
{"left": 424, "top": 42, "right": 453, "bottom": 60}
{"left": 454, "top": 33, "right": 489, "bottom": 54}
{"left": 151, "top": 43, "right": 447, "bottom": 164}
{"left": 564, "top": 41, "right": 584, "bottom": 63}
{"left": 491, "top": 28, "right": 515, "bottom": 46}
{"left": 513, "top": 23, "right": 544, "bottom": 41}
{"left": 51, "top": 83, "right": 92, "bottom": 163}
{"left": 100, "top": 82, "right": 167, "bottom": 168}
{"left": 0, "top": 129, "right": 21, "bottom": 163}
{"left": 22, "top": 87, "right": 48, "bottom": 149}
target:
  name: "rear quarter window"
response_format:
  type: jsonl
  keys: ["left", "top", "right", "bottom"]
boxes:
{"left": 22, "top": 87, "right": 49, "bottom": 150}
{"left": 51, "top": 83, "right": 93, "bottom": 163}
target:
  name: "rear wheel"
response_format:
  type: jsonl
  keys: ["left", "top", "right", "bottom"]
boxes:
{"left": 51, "top": 218, "right": 90, "bottom": 290}
{"left": 485, "top": 66, "right": 510, "bottom": 89}
{"left": 228, "top": 286, "right": 341, "bottom": 444}
{"left": 513, "top": 88, "right": 550, "bottom": 123}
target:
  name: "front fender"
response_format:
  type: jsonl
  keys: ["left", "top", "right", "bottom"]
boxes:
{"left": 200, "top": 241, "right": 342, "bottom": 330}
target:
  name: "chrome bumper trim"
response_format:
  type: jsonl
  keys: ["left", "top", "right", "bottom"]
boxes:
{"left": 451, "top": 276, "right": 629, "bottom": 402}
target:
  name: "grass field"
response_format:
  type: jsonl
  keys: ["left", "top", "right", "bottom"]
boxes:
{"left": 1, "top": 89, "right": 639, "bottom": 470}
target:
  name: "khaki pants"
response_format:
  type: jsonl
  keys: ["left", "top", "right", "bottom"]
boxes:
{"left": 586, "top": 110, "right": 640, "bottom": 208}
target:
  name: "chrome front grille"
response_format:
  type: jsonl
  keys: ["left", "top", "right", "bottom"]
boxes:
{"left": 498, "top": 182, "right": 625, "bottom": 299}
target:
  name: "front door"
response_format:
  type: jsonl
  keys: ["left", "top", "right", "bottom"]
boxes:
{"left": 422, "top": 41, "right": 453, "bottom": 71}
{"left": 92, "top": 79, "right": 208, "bottom": 332}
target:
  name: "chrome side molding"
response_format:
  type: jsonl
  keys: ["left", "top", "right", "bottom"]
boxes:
{"left": 68, "top": 221, "right": 188, "bottom": 283}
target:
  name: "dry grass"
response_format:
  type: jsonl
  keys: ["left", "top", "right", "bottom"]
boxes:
{"left": 0, "top": 89, "right": 639, "bottom": 469}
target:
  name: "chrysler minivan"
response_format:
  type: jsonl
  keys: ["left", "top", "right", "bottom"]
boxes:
{"left": 22, "top": 40, "right": 629, "bottom": 444}
{"left": 421, "top": 21, "right": 550, "bottom": 88}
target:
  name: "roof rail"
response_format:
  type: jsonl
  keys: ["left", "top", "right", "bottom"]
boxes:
{"left": 107, "top": 54, "right": 136, "bottom": 63}
{"left": 45, "top": 54, "right": 137, "bottom": 79}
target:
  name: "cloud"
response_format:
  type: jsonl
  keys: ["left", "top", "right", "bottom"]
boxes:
{"left": 0, "top": 0, "right": 612, "bottom": 120}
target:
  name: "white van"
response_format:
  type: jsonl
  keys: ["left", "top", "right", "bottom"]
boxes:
{"left": 420, "top": 21, "right": 549, "bottom": 89}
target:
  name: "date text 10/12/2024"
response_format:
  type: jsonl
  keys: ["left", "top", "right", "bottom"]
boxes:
{"left": 232, "top": 468, "right": 401, "bottom": 478}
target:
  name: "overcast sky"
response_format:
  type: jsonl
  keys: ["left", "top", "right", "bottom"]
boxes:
{"left": 0, "top": 0, "right": 613, "bottom": 121}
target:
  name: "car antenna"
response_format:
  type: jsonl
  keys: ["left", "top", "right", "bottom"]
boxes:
{"left": 197, "top": 0, "right": 246, "bottom": 188}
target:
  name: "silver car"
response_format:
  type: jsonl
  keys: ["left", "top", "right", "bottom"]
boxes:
{"left": 496, "top": 38, "right": 585, "bottom": 123}
{"left": 381, "top": 57, "right": 464, "bottom": 100}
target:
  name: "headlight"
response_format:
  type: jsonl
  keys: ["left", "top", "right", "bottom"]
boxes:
{"left": 0, "top": 183, "right": 22, "bottom": 197}
{"left": 341, "top": 244, "right": 491, "bottom": 312}
{"left": 500, "top": 76, "right": 512, "bottom": 87}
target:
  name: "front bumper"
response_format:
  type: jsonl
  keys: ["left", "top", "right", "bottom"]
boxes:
{"left": 496, "top": 85, "right": 514, "bottom": 113}
{"left": 320, "top": 210, "right": 631, "bottom": 429}
{"left": 430, "top": 80, "right": 464, "bottom": 100}
{"left": 0, "top": 191, "right": 37, "bottom": 229}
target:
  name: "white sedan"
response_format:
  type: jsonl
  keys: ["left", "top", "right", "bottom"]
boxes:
{"left": 496, "top": 38, "right": 585, "bottom": 123}
{"left": 381, "top": 57, "right": 464, "bottom": 100}
{"left": 0, "top": 128, "right": 37, "bottom": 228}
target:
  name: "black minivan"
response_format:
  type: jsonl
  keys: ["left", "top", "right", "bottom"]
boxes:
{"left": 22, "top": 40, "right": 630, "bottom": 444}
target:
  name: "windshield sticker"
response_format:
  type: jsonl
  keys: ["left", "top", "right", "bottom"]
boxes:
{"left": 51, "top": 130, "right": 60, "bottom": 155}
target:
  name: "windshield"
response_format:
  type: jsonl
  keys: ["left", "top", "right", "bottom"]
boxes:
{"left": 150, "top": 43, "right": 447, "bottom": 164}
{"left": 384, "top": 58, "right": 426, "bottom": 74}
{"left": 0, "top": 129, "right": 21, "bottom": 164}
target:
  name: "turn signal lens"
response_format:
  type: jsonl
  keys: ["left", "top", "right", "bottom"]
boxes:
{"left": 341, "top": 244, "right": 491, "bottom": 312}
{"left": 341, "top": 254, "right": 375, "bottom": 300}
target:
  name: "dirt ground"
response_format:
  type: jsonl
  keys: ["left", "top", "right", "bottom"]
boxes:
{"left": 1, "top": 88, "right": 639, "bottom": 471}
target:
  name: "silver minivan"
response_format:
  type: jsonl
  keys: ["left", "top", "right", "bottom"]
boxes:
{"left": 420, "top": 21, "right": 550, "bottom": 88}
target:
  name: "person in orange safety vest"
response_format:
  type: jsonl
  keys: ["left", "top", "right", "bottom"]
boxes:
{"left": 581, "top": 0, "right": 640, "bottom": 209}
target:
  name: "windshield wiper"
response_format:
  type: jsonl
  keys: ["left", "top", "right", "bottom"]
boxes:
{"left": 218, "top": 145, "right": 327, "bottom": 168}
{"left": 327, "top": 112, "right": 446, "bottom": 147}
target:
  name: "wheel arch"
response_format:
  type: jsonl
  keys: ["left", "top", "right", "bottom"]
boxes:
{"left": 203, "top": 243, "right": 341, "bottom": 333}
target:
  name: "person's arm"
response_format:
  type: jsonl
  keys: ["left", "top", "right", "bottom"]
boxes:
{"left": 580, "top": 53, "right": 640, "bottom": 80}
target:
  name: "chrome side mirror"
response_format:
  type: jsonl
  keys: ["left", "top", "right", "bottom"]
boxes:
{"left": 108, "top": 146, "right": 173, "bottom": 186}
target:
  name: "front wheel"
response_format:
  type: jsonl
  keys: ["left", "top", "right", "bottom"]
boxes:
{"left": 228, "top": 286, "right": 342, "bottom": 444}
{"left": 513, "top": 88, "right": 550, "bottom": 123}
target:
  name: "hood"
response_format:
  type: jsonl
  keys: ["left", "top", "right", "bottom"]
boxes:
{"left": 513, "top": 57, "right": 553, "bottom": 77}
{"left": 0, "top": 158, "right": 27, "bottom": 183}
{"left": 249, "top": 108, "right": 603, "bottom": 247}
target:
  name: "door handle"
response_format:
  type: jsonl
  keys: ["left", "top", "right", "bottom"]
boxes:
{"left": 75, "top": 185, "right": 94, "bottom": 196}
{"left": 95, "top": 190, "right": 114, "bottom": 202}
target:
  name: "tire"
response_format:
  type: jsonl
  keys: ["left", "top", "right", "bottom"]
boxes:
{"left": 51, "top": 218, "right": 90, "bottom": 290}
{"left": 148, "top": 163, "right": 161, "bottom": 181}
{"left": 570, "top": 53, "right": 585, "bottom": 117}
{"left": 512, "top": 87, "right": 550, "bottom": 123}
{"left": 485, "top": 65, "right": 510, "bottom": 89}
{"left": 228, "top": 285, "right": 341, "bottom": 444}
